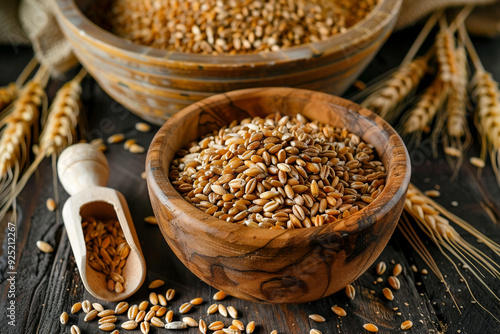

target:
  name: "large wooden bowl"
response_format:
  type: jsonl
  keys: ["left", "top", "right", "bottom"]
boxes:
{"left": 146, "top": 88, "right": 410, "bottom": 303}
{"left": 54, "top": 0, "right": 401, "bottom": 125}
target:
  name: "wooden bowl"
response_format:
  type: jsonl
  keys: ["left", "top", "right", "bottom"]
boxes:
{"left": 54, "top": 0, "right": 402, "bottom": 125}
{"left": 146, "top": 88, "right": 410, "bottom": 303}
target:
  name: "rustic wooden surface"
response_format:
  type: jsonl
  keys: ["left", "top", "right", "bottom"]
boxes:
{"left": 1, "top": 23, "right": 500, "bottom": 334}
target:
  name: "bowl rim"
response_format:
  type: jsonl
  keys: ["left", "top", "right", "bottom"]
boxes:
{"left": 146, "top": 87, "right": 411, "bottom": 245}
{"left": 55, "top": 0, "right": 402, "bottom": 67}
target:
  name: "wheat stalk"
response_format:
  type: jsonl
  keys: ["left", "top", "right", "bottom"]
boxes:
{"left": 404, "top": 183, "right": 500, "bottom": 322}
{"left": 402, "top": 76, "right": 448, "bottom": 139}
{"left": 361, "top": 56, "right": 429, "bottom": 122}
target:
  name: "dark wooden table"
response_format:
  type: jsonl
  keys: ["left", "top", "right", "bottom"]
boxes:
{"left": 1, "top": 23, "right": 500, "bottom": 334}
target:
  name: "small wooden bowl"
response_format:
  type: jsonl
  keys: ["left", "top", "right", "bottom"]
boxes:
{"left": 147, "top": 88, "right": 410, "bottom": 303}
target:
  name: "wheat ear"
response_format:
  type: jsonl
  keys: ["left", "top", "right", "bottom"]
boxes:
{"left": 474, "top": 72, "right": 500, "bottom": 183}
{"left": 436, "top": 18, "right": 458, "bottom": 83}
{"left": 458, "top": 26, "right": 500, "bottom": 185}
{"left": 0, "top": 75, "right": 47, "bottom": 191}
{"left": 402, "top": 76, "right": 448, "bottom": 139}
{"left": 0, "top": 69, "right": 86, "bottom": 222}
{"left": 361, "top": 56, "right": 429, "bottom": 122}
{"left": 404, "top": 184, "right": 500, "bottom": 322}
{"left": 440, "top": 44, "right": 471, "bottom": 176}
{"left": 38, "top": 69, "right": 86, "bottom": 156}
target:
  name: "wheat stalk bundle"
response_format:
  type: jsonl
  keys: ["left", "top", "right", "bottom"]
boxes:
{"left": 0, "top": 74, "right": 48, "bottom": 208}
{"left": 403, "top": 184, "right": 500, "bottom": 321}
{"left": 0, "top": 69, "right": 86, "bottom": 223}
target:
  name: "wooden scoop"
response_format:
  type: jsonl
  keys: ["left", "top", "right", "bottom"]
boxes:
{"left": 58, "top": 143, "right": 146, "bottom": 301}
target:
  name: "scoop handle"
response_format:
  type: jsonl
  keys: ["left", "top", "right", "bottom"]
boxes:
{"left": 57, "top": 143, "right": 109, "bottom": 195}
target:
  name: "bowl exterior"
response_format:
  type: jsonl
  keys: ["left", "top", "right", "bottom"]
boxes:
{"left": 55, "top": 0, "right": 402, "bottom": 125}
{"left": 147, "top": 88, "right": 410, "bottom": 303}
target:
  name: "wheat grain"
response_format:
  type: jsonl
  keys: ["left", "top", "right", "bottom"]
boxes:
{"left": 209, "top": 321, "right": 224, "bottom": 330}
{"left": 246, "top": 321, "right": 256, "bottom": 333}
{"left": 136, "top": 122, "right": 151, "bottom": 132}
{"left": 81, "top": 300, "right": 92, "bottom": 313}
{"left": 158, "top": 294, "right": 167, "bottom": 307}
{"left": 180, "top": 302, "right": 193, "bottom": 313}
{"left": 151, "top": 316, "right": 165, "bottom": 327}
{"left": 232, "top": 320, "right": 244, "bottom": 330}
{"left": 388, "top": 276, "right": 401, "bottom": 290}
{"left": 309, "top": 314, "right": 325, "bottom": 322}
{"left": 165, "top": 321, "right": 188, "bottom": 329}
{"left": 227, "top": 305, "right": 238, "bottom": 318}
{"left": 115, "top": 301, "right": 129, "bottom": 314}
{"left": 60, "top": 312, "right": 68, "bottom": 325}
{"left": 382, "top": 287, "right": 394, "bottom": 300}
{"left": 401, "top": 320, "right": 413, "bottom": 330}
{"left": 36, "top": 240, "right": 53, "bottom": 253}
{"left": 213, "top": 290, "right": 227, "bottom": 300}
{"left": 107, "top": 133, "right": 125, "bottom": 144}
{"left": 199, "top": 319, "right": 208, "bottom": 334}
{"left": 363, "top": 323, "right": 379, "bottom": 332}
{"left": 140, "top": 321, "right": 150, "bottom": 334}
{"left": 145, "top": 309, "right": 156, "bottom": 322}
{"left": 0, "top": 83, "right": 17, "bottom": 112}
{"left": 84, "top": 309, "right": 98, "bottom": 322}
{"left": 144, "top": 216, "right": 158, "bottom": 224}
{"left": 345, "top": 284, "right": 356, "bottom": 300}
{"left": 469, "top": 157, "right": 486, "bottom": 168}
{"left": 121, "top": 319, "right": 138, "bottom": 329}
{"left": 375, "top": 261, "right": 386, "bottom": 275}
{"left": 331, "top": 305, "right": 347, "bottom": 317}
{"left": 190, "top": 297, "right": 203, "bottom": 305}
{"left": 362, "top": 57, "right": 428, "bottom": 121}
{"left": 182, "top": 316, "right": 198, "bottom": 327}
{"left": 148, "top": 279, "right": 165, "bottom": 289}
{"left": 166, "top": 288, "right": 176, "bottom": 301}
{"left": 393, "top": 263, "right": 402, "bottom": 276}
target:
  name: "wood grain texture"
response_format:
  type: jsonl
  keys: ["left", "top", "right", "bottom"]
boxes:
{"left": 1, "top": 24, "right": 500, "bottom": 334}
{"left": 147, "top": 88, "right": 411, "bottom": 303}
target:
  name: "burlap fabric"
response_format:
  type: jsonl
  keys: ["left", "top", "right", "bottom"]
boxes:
{"left": 1, "top": 0, "right": 499, "bottom": 74}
